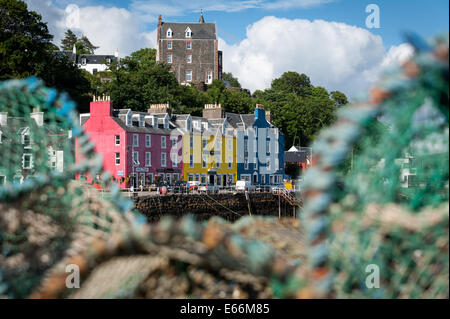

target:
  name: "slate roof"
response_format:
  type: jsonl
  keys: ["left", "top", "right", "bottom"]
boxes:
{"left": 111, "top": 117, "right": 171, "bottom": 134}
{"left": 160, "top": 22, "right": 217, "bottom": 40}
{"left": 52, "top": 51, "right": 117, "bottom": 65}
{"left": 285, "top": 151, "right": 309, "bottom": 163}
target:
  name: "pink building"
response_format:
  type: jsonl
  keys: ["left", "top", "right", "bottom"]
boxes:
{"left": 76, "top": 98, "right": 183, "bottom": 189}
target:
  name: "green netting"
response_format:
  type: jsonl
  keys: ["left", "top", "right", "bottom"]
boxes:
{"left": 300, "top": 33, "right": 449, "bottom": 298}
{"left": 0, "top": 32, "right": 448, "bottom": 299}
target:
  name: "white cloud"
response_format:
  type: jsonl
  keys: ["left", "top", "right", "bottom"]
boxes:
{"left": 24, "top": 0, "right": 156, "bottom": 56}
{"left": 218, "top": 16, "right": 414, "bottom": 98}
{"left": 24, "top": 2, "right": 413, "bottom": 98}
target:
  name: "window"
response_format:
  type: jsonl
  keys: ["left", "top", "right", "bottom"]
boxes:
{"left": 81, "top": 57, "right": 87, "bottom": 65}
{"left": 201, "top": 174, "right": 207, "bottom": 184}
{"left": 216, "top": 154, "right": 221, "bottom": 168}
{"left": 186, "top": 54, "right": 192, "bottom": 63}
{"left": 23, "top": 154, "right": 32, "bottom": 169}
{"left": 186, "top": 70, "right": 192, "bottom": 82}
{"left": 266, "top": 141, "right": 270, "bottom": 153}
{"left": 145, "top": 152, "right": 151, "bottom": 167}
{"left": 23, "top": 134, "right": 31, "bottom": 147}
{"left": 161, "top": 136, "right": 166, "bottom": 148}
{"left": 115, "top": 152, "right": 120, "bottom": 165}
{"left": 190, "top": 135, "right": 194, "bottom": 149}
{"left": 133, "top": 134, "right": 139, "bottom": 146}
{"left": 171, "top": 137, "right": 177, "bottom": 148}
{"left": 186, "top": 41, "right": 191, "bottom": 50}
{"left": 161, "top": 153, "right": 166, "bottom": 167}
{"left": 115, "top": 135, "right": 120, "bottom": 145}
{"left": 167, "top": 53, "right": 172, "bottom": 64}
{"left": 147, "top": 173, "right": 153, "bottom": 184}
{"left": 188, "top": 174, "right": 194, "bottom": 181}
{"left": 0, "top": 175, "right": 5, "bottom": 185}
{"left": 216, "top": 138, "right": 221, "bottom": 151}
{"left": 206, "top": 70, "right": 213, "bottom": 84}
{"left": 171, "top": 152, "right": 177, "bottom": 167}
{"left": 202, "top": 137, "right": 207, "bottom": 150}
{"left": 244, "top": 158, "right": 249, "bottom": 170}
{"left": 228, "top": 139, "right": 232, "bottom": 151}
{"left": 173, "top": 173, "right": 179, "bottom": 181}
{"left": 202, "top": 155, "right": 207, "bottom": 168}
{"left": 132, "top": 151, "right": 139, "bottom": 165}
{"left": 261, "top": 174, "right": 266, "bottom": 184}
{"left": 167, "top": 41, "right": 172, "bottom": 49}
{"left": 190, "top": 154, "right": 194, "bottom": 168}
{"left": 228, "top": 156, "right": 232, "bottom": 169}
{"left": 167, "top": 28, "right": 173, "bottom": 38}
{"left": 145, "top": 134, "right": 151, "bottom": 147}
{"left": 244, "top": 140, "right": 248, "bottom": 152}
{"left": 93, "top": 68, "right": 98, "bottom": 75}
{"left": 185, "top": 27, "right": 192, "bottom": 38}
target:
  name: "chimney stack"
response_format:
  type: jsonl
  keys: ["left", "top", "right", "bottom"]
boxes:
{"left": 202, "top": 103, "right": 224, "bottom": 119}
{"left": 148, "top": 103, "right": 171, "bottom": 115}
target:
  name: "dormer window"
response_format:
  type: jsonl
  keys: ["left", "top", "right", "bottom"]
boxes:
{"left": 185, "top": 27, "right": 192, "bottom": 38}
{"left": 106, "top": 58, "right": 111, "bottom": 64}
{"left": 81, "top": 57, "right": 87, "bottom": 66}
{"left": 167, "top": 28, "right": 173, "bottom": 38}
{"left": 126, "top": 112, "right": 132, "bottom": 126}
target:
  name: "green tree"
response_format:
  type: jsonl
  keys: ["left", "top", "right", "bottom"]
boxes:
{"left": 99, "top": 48, "right": 184, "bottom": 112}
{"left": 0, "top": 0, "right": 53, "bottom": 79}
{"left": 60, "top": 30, "right": 98, "bottom": 54}
{"left": 331, "top": 90, "right": 349, "bottom": 107}
{"left": 79, "top": 35, "right": 99, "bottom": 54}
{"left": 222, "top": 72, "right": 241, "bottom": 88}
{"left": 271, "top": 71, "right": 312, "bottom": 97}
{"left": 60, "top": 29, "right": 77, "bottom": 51}
{"left": 0, "top": 0, "right": 92, "bottom": 112}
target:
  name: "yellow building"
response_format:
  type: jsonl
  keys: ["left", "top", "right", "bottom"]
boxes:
{"left": 173, "top": 104, "right": 237, "bottom": 186}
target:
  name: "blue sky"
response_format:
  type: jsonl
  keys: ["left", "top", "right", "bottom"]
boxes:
{"left": 26, "top": 0, "right": 449, "bottom": 96}
{"left": 52, "top": 0, "right": 449, "bottom": 47}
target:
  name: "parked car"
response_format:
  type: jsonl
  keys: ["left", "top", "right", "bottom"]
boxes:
{"left": 187, "top": 181, "right": 200, "bottom": 192}
{"left": 199, "top": 183, "right": 219, "bottom": 194}
{"left": 235, "top": 180, "right": 256, "bottom": 191}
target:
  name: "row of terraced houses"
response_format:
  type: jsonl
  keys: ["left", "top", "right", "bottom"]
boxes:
{"left": 76, "top": 97, "right": 285, "bottom": 189}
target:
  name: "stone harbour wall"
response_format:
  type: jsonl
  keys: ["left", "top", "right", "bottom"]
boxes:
{"left": 133, "top": 192, "right": 298, "bottom": 222}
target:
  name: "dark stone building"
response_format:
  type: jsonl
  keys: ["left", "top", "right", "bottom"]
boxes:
{"left": 156, "top": 13, "right": 223, "bottom": 85}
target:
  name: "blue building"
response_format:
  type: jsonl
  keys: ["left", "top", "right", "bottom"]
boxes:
{"left": 226, "top": 104, "right": 285, "bottom": 184}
